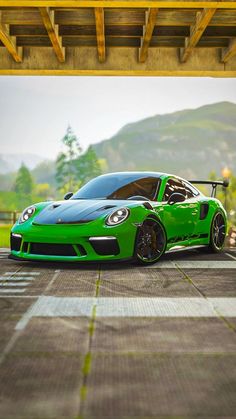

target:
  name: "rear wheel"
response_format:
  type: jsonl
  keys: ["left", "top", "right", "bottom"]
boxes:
{"left": 209, "top": 212, "right": 226, "bottom": 252}
{"left": 134, "top": 218, "right": 166, "bottom": 265}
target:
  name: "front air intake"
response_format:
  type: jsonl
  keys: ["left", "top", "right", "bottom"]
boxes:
{"left": 30, "top": 243, "right": 77, "bottom": 256}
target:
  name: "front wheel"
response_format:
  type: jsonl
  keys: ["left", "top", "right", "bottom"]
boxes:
{"left": 134, "top": 218, "right": 167, "bottom": 265}
{"left": 209, "top": 212, "right": 226, "bottom": 252}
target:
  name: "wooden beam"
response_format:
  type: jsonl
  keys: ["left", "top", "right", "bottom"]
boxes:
{"left": 0, "top": 1, "right": 236, "bottom": 9}
{"left": 39, "top": 7, "right": 65, "bottom": 62}
{"left": 180, "top": 8, "right": 216, "bottom": 62}
{"left": 1, "top": 45, "right": 235, "bottom": 77}
{"left": 139, "top": 8, "right": 158, "bottom": 62}
{"left": 94, "top": 7, "right": 105, "bottom": 62}
{"left": 0, "top": 11, "right": 22, "bottom": 62}
{"left": 221, "top": 38, "right": 236, "bottom": 63}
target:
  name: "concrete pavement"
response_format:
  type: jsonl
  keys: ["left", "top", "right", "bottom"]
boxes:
{"left": 0, "top": 247, "right": 236, "bottom": 418}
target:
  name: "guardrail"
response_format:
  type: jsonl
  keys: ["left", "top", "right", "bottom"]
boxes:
{"left": 0, "top": 210, "right": 21, "bottom": 224}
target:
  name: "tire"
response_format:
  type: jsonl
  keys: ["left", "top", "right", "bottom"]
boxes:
{"left": 208, "top": 211, "right": 226, "bottom": 253}
{"left": 134, "top": 218, "right": 167, "bottom": 265}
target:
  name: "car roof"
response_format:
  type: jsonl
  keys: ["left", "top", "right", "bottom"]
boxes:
{"left": 95, "top": 171, "right": 192, "bottom": 183}
{"left": 96, "top": 171, "right": 166, "bottom": 179}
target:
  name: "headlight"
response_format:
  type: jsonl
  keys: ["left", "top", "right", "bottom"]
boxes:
{"left": 19, "top": 206, "right": 36, "bottom": 224}
{"left": 106, "top": 208, "right": 130, "bottom": 226}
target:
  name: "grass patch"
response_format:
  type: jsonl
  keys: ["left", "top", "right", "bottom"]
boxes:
{"left": 0, "top": 224, "right": 12, "bottom": 248}
{"left": 82, "top": 352, "right": 92, "bottom": 376}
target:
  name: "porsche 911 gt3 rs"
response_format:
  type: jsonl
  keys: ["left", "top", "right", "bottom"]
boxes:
{"left": 10, "top": 172, "right": 228, "bottom": 265}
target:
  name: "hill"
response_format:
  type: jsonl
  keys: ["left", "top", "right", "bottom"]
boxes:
{"left": 0, "top": 153, "right": 46, "bottom": 174}
{"left": 93, "top": 101, "right": 236, "bottom": 179}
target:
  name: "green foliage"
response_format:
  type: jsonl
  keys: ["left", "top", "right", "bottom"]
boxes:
{"left": 32, "top": 160, "right": 56, "bottom": 188}
{"left": 35, "top": 183, "right": 53, "bottom": 199}
{"left": 12, "top": 163, "right": 36, "bottom": 209}
{"left": 76, "top": 146, "right": 102, "bottom": 186}
{"left": 56, "top": 126, "right": 82, "bottom": 191}
{"left": 13, "top": 164, "right": 34, "bottom": 195}
{"left": 0, "top": 172, "right": 16, "bottom": 191}
{"left": 215, "top": 173, "right": 236, "bottom": 226}
{"left": 0, "top": 224, "right": 11, "bottom": 247}
{"left": 0, "top": 191, "right": 44, "bottom": 212}
{"left": 56, "top": 126, "right": 102, "bottom": 193}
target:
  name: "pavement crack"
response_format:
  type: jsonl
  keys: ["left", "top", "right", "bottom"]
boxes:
{"left": 77, "top": 265, "right": 101, "bottom": 418}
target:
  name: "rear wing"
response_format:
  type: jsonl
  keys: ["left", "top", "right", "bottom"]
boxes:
{"left": 188, "top": 179, "right": 229, "bottom": 198}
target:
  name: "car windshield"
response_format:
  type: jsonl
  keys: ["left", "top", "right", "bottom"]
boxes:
{"left": 72, "top": 174, "right": 161, "bottom": 200}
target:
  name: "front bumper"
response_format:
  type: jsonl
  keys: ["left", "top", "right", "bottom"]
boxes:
{"left": 10, "top": 219, "right": 137, "bottom": 262}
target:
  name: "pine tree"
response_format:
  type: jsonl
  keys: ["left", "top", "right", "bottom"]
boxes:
{"left": 14, "top": 163, "right": 34, "bottom": 195}
{"left": 56, "top": 126, "right": 82, "bottom": 191}
{"left": 76, "top": 146, "right": 102, "bottom": 185}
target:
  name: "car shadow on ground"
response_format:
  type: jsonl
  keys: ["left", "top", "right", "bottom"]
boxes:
{"left": 6, "top": 246, "right": 227, "bottom": 271}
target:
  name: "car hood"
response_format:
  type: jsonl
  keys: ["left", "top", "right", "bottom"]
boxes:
{"left": 33, "top": 199, "right": 135, "bottom": 225}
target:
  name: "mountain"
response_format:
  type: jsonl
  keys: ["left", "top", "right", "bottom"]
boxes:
{"left": 93, "top": 101, "right": 236, "bottom": 179}
{"left": 0, "top": 153, "right": 46, "bottom": 174}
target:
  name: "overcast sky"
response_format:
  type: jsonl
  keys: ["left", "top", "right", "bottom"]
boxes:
{"left": 0, "top": 76, "right": 236, "bottom": 159}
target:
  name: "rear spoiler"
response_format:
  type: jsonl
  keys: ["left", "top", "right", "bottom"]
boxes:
{"left": 188, "top": 179, "right": 229, "bottom": 197}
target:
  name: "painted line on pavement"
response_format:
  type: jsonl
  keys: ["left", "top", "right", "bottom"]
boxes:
{"left": 0, "top": 289, "right": 26, "bottom": 294}
{"left": 226, "top": 252, "right": 236, "bottom": 261}
{"left": 15, "top": 296, "right": 236, "bottom": 330}
{"left": 4, "top": 272, "right": 41, "bottom": 275}
{"left": 149, "top": 260, "right": 236, "bottom": 269}
{"left": 0, "top": 276, "right": 35, "bottom": 281}
{"left": 0, "top": 282, "right": 30, "bottom": 287}
{"left": 0, "top": 295, "right": 39, "bottom": 298}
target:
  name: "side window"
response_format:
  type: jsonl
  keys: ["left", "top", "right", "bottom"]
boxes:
{"left": 163, "top": 178, "right": 186, "bottom": 201}
{"left": 183, "top": 182, "right": 200, "bottom": 199}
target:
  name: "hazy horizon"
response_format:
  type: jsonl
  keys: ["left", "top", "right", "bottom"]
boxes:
{"left": 0, "top": 76, "right": 236, "bottom": 159}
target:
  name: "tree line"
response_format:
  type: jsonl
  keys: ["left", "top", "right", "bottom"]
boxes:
{"left": 1, "top": 126, "right": 102, "bottom": 210}
{"left": 0, "top": 125, "right": 236, "bottom": 228}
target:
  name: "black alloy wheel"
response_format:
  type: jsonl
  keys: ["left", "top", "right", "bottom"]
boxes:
{"left": 135, "top": 218, "right": 166, "bottom": 265}
{"left": 209, "top": 212, "right": 226, "bottom": 252}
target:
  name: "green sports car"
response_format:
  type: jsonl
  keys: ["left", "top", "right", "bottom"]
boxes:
{"left": 10, "top": 172, "right": 228, "bottom": 265}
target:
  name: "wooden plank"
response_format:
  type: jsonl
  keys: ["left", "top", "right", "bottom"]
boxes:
{"left": 151, "top": 36, "right": 228, "bottom": 47}
{"left": 55, "top": 9, "right": 95, "bottom": 25}
{"left": 10, "top": 25, "right": 47, "bottom": 35}
{"left": 17, "top": 36, "right": 51, "bottom": 45}
{"left": 204, "top": 26, "right": 236, "bottom": 37}
{"left": 2, "top": 8, "right": 236, "bottom": 27}
{"left": 180, "top": 8, "right": 216, "bottom": 62}
{"left": 221, "top": 38, "right": 236, "bottom": 62}
{"left": 211, "top": 10, "right": 236, "bottom": 26}
{"left": 2, "top": 9, "right": 41, "bottom": 24}
{"left": 0, "top": 10, "right": 22, "bottom": 61}
{"left": 59, "top": 24, "right": 97, "bottom": 36}
{"left": 39, "top": 7, "right": 65, "bottom": 61}
{"left": 0, "top": 2, "right": 236, "bottom": 10}
{"left": 139, "top": 8, "right": 158, "bottom": 62}
{"left": 14, "top": 34, "right": 228, "bottom": 48}
{"left": 62, "top": 35, "right": 140, "bottom": 47}
{"left": 59, "top": 24, "right": 142, "bottom": 37}
{"left": 8, "top": 24, "right": 236, "bottom": 39}
{"left": 94, "top": 7, "right": 105, "bottom": 62}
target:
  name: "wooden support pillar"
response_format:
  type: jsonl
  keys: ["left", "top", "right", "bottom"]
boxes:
{"left": 139, "top": 8, "right": 158, "bottom": 63}
{"left": 39, "top": 7, "right": 65, "bottom": 62}
{"left": 180, "top": 8, "right": 216, "bottom": 63}
{"left": 95, "top": 7, "right": 106, "bottom": 62}
{"left": 222, "top": 38, "right": 236, "bottom": 63}
{"left": 0, "top": 11, "right": 22, "bottom": 62}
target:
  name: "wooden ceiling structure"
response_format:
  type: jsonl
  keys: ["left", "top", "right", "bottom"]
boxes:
{"left": 0, "top": 1, "right": 236, "bottom": 76}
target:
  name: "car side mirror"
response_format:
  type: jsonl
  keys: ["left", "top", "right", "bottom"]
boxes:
{"left": 64, "top": 192, "right": 73, "bottom": 200}
{"left": 167, "top": 192, "right": 185, "bottom": 205}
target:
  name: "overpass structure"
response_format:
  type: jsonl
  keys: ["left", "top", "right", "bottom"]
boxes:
{"left": 0, "top": 1, "right": 236, "bottom": 76}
